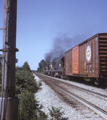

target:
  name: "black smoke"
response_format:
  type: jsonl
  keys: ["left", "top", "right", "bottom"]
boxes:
{"left": 44, "top": 33, "right": 86, "bottom": 63}
{"left": 44, "top": 34, "right": 72, "bottom": 63}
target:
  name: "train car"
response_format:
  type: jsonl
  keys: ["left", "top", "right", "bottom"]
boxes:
{"left": 43, "top": 33, "right": 107, "bottom": 87}
{"left": 43, "top": 57, "right": 64, "bottom": 77}
{"left": 43, "top": 62, "right": 52, "bottom": 75}
{"left": 65, "top": 33, "right": 107, "bottom": 87}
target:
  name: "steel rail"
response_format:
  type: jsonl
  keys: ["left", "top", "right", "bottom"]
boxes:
{"left": 36, "top": 73, "right": 107, "bottom": 98}
{"left": 45, "top": 79, "right": 107, "bottom": 120}
{"left": 54, "top": 79, "right": 107, "bottom": 98}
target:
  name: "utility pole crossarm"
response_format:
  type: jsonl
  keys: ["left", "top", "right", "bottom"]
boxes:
{"left": 0, "top": 28, "right": 5, "bottom": 30}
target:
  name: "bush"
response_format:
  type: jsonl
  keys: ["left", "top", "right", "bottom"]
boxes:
{"left": 16, "top": 62, "right": 47, "bottom": 120}
{"left": 15, "top": 68, "right": 41, "bottom": 95}
{"left": 19, "top": 91, "right": 35, "bottom": 120}
{"left": 49, "top": 106, "right": 68, "bottom": 120}
{"left": 19, "top": 91, "right": 47, "bottom": 120}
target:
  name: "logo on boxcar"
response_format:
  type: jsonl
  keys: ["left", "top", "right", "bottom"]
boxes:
{"left": 86, "top": 46, "right": 91, "bottom": 62}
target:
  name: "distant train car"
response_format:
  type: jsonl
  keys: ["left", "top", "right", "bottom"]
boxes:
{"left": 44, "top": 33, "right": 107, "bottom": 87}
{"left": 43, "top": 57, "right": 64, "bottom": 77}
{"left": 43, "top": 62, "right": 52, "bottom": 75}
{"left": 65, "top": 33, "right": 107, "bottom": 86}
{"left": 52, "top": 57, "right": 64, "bottom": 77}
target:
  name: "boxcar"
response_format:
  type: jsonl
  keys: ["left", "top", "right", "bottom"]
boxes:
{"left": 65, "top": 33, "right": 107, "bottom": 86}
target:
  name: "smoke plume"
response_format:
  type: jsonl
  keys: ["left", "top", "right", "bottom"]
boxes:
{"left": 44, "top": 33, "right": 86, "bottom": 63}
{"left": 44, "top": 34, "right": 72, "bottom": 63}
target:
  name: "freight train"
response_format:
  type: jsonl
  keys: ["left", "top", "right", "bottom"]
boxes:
{"left": 43, "top": 33, "right": 107, "bottom": 88}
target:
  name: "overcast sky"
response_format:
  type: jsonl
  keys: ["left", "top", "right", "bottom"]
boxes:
{"left": 0, "top": 0, "right": 107, "bottom": 70}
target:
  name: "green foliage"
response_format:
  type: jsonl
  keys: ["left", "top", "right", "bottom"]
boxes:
{"left": 16, "top": 62, "right": 47, "bottom": 120}
{"left": 22, "top": 61, "right": 31, "bottom": 71}
{"left": 37, "top": 59, "right": 46, "bottom": 72}
{"left": 15, "top": 68, "right": 41, "bottom": 95}
{"left": 19, "top": 91, "right": 47, "bottom": 120}
{"left": 49, "top": 106, "right": 68, "bottom": 120}
{"left": 19, "top": 91, "right": 35, "bottom": 120}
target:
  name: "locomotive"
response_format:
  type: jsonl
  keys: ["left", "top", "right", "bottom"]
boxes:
{"left": 43, "top": 33, "right": 107, "bottom": 88}
{"left": 43, "top": 57, "right": 64, "bottom": 78}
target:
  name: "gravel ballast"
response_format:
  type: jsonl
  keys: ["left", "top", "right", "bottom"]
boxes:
{"left": 34, "top": 74, "right": 104, "bottom": 120}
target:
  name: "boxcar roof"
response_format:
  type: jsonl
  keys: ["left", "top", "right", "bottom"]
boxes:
{"left": 65, "top": 33, "right": 107, "bottom": 53}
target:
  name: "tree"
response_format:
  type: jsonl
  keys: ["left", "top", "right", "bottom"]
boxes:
{"left": 37, "top": 59, "right": 46, "bottom": 72}
{"left": 15, "top": 67, "right": 41, "bottom": 95}
{"left": 22, "top": 61, "right": 31, "bottom": 71}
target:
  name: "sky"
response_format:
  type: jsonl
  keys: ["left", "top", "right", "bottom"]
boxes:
{"left": 0, "top": 0, "right": 107, "bottom": 70}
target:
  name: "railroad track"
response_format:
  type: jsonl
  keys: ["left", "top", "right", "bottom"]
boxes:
{"left": 36, "top": 73, "right": 107, "bottom": 98}
{"left": 35, "top": 73, "right": 107, "bottom": 120}
{"left": 43, "top": 79, "right": 107, "bottom": 120}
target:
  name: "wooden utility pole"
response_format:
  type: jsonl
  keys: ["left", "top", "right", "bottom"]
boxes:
{"left": 1, "top": 0, "right": 18, "bottom": 120}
